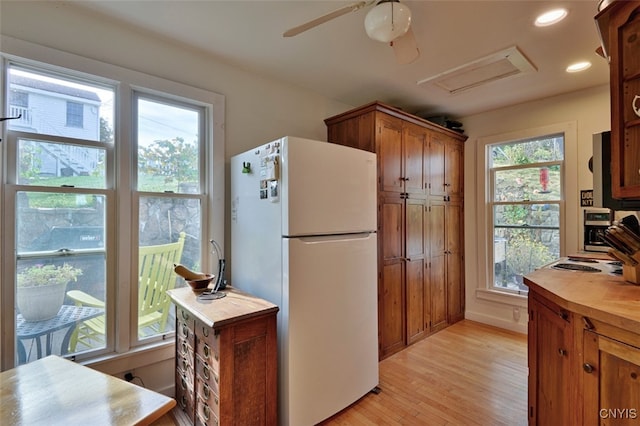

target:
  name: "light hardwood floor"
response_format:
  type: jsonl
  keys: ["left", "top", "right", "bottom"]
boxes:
{"left": 158, "top": 319, "right": 528, "bottom": 426}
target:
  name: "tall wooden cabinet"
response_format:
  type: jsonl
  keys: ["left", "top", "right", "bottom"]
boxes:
{"left": 596, "top": 1, "right": 640, "bottom": 199}
{"left": 325, "top": 101, "right": 467, "bottom": 359}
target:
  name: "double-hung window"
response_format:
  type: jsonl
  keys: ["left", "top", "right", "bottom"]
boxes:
{"left": 488, "top": 133, "right": 564, "bottom": 294}
{"left": 2, "top": 51, "right": 224, "bottom": 368}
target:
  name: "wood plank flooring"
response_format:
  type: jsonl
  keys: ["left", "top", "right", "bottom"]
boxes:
{"left": 157, "top": 319, "right": 528, "bottom": 426}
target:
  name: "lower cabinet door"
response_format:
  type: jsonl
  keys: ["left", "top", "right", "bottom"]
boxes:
{"left": 583, "top": 330, "right": 640, "bottom": 425}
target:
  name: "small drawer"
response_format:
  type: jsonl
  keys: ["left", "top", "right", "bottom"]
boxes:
{"left": 176, "top": 359, "right": 195, "bottom": 390}
{"left": 195, "top": 357, "right": 220, "bottom": 390}
{"left": 177, "top": 307, "right": 195, "bottom": 342}
{"left": 196, "top": 394, "right": 220, "bottom": 426}
{"left": 195, "top": 324, "right": 220, "bottom": 362}
{"left": 177, "top": 335, "right": 194, "bottom": 361}
{"left": 174, "top": 370, "right": 195, "bottom": 423}
{"left": 196, "top": 373, "right": 220, "bottom": 403}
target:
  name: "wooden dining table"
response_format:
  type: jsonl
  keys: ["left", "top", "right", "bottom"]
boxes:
{"left": 0, "top": 355, "right": 176, "bottom": 425}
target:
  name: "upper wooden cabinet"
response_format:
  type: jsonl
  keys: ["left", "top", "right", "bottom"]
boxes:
{"left": 429, "top": 132, "right": 464, "bottom": 199}
{"left": 597, "top": 1, "right": 640, "bottom": 199}
{"left": 325, "top": 102, "right": 465, "bottom": 196}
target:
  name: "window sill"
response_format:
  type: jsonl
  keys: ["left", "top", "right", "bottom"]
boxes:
{"left": 75, "top": 339, "right": 175, "bottom": 376}
{"left": 475, "top": 288, "right": 528, "bottom": 308}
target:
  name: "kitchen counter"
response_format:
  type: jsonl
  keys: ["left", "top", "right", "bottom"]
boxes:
{"left": 524, "top": 259, "right": 640, "bottom": 334}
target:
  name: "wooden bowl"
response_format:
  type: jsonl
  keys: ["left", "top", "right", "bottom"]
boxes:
{"left": 186, "top": 274, "right": 214, "bottom": 292}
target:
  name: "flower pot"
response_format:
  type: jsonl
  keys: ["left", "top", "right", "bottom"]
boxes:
{"left": 17, "top": 282, "right": 68, "bottom": 322}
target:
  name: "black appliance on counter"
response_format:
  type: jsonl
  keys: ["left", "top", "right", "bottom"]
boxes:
{"left": 592, "top": 131, "right": 640, "bottom": 211}
{"left": 584, "top": 208, "right": 613, "bottom": 252}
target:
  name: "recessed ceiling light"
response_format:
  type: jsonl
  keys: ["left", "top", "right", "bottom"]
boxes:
{"left": 535, "top": 8, "right": 568, "bottom": 27}
{"left": 566, "top": 61, "right": 592, "bottom": 73}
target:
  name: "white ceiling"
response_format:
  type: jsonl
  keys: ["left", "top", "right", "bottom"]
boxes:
{"left": 68, "top": 0, "right": 609, "bottom": 119}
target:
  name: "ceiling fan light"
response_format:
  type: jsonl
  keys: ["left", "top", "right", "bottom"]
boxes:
{"left": 364, "top": 1, "right": 412, "bottom": 43}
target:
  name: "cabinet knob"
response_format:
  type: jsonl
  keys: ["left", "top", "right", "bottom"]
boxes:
{"left": 203, "top": 364, "right": 210, "bottom": 380}
{"left": 203, "top": 344, "right": 210, "bottom": 358}
{"left": 583, "top": 363, "right": 594, "bottom": 373}
{"left": 558, "top": 348, "right": 567, "bottom": 356}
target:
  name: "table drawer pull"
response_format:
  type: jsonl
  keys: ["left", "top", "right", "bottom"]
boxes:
{"left": 203, "top": 364, "right": 210, "bottom": 380}
{"left": 203, "top": 344, "right": 210, "bottom": 358}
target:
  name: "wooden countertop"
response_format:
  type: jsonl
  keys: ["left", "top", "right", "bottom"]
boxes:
{"left": 0, "top": 355, "right": 175, "bottom": 426}
{"left": 167, "top": 286, "right": 279, "bottom": 329}
{"left": 524, "top": 262, "right": 640, "bottom": 334}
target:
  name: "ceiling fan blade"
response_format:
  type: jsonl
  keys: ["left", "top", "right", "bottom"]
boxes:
{"left": 391, "top": 27, "right": 420, "bottom": 65}
{"left": 283, "top": 1, "right": 369, "bottom": 37}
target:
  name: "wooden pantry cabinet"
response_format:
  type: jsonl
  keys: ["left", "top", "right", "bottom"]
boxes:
{"left": 596, "top": 1, "right": 640, "bottom": 199}
{"left": 325, "top": 101, "right": 467, "bottom": 359}
{"left": 168, "top": 287, "right": 278, "bottom": 426}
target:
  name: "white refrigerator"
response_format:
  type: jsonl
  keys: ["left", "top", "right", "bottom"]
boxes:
{"left": 230, "top": 136, "right": 379, "bottom": 426}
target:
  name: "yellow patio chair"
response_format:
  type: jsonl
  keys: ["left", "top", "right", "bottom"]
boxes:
{"left": 67, "top": 232, "right": 186, "bottom": 351}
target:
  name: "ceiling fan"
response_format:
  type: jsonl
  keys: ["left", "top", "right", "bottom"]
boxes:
{"left": 283, "top": 0, "right": 420, "bottom": 65}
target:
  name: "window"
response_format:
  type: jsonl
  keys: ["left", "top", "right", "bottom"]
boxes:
{"left": 489, "top": 134, "right": 564, "bottom": 294}
{"left": 2, "top": 52, "right": 224, "bottom": 368}
{"left": 66, "top": 101, "right": 83, "bottom": 128}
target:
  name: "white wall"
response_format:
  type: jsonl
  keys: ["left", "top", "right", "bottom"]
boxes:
{"left": 461, "top": 84, "right": 611, "bottom": 333}
{"left": 0, "top": 0, "right": 353, "bottom": 395}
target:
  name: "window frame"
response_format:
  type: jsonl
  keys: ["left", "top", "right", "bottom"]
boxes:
{"left": 0, "top": 43, "right": 225, "bottom": 369}
{"left": 489, "top": 140, "right": 564, "bottom": 295}
{"left": 474, "top": 122, "right": 578, "bottom": 306}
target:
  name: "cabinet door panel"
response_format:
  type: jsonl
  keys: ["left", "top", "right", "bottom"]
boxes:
{"left": 533, "top": 300, "right": 573, "bottom": 426}
{"left": 429, "top": 202, "right": 446, "bottom": 256}
{"left": 584, "top": 331, "right": 640, "bottom": 426}
{"left": 378, "top": 116, "right": 404, "bottom": 193}
{"left": 381, "top": 197, "right": 404, "bottom": 261}
{"left": 446, "top": 140, "right": 464, "bottom": 197}
{"left": 406, "top": 199, "right": 427, "bottom": 259}
{"left": 429, "top": 135, "right": 446, "bottom": 196}
{"left": 403, "top": 123, "right": 426, "bottom": 195}
{"left": 406, "top": 258, "right": 426, "bottom": 344}
{"left": 429, "top": 255, "right": 447, "bottom": 330}
{"left": 380, "top": 261, "right": 405, "bottom": 357}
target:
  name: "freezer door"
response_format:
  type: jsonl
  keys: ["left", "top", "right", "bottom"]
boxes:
{"left": 282, "top": 232, "right": 379, "bottom": 426}
{"left": 281, "top": 137, "right": 377, "bottom": 236}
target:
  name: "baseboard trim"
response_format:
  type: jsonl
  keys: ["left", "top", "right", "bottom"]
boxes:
{"left": 465, "top": 311, "right": 527, "bottom": 334}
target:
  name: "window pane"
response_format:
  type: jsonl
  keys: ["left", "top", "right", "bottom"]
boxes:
{"left": 494, "top": 165, "right": 561, "bottom": 202}
{"left": 493, "top": 203, "right": 560, "bottom": 293}
{"left": 493, "top": 228, "right": 559, "bottom": 293}
{"left": 490, "top": 134, "right": 564, "bottom": 167}
{"left": 137, "top": 98, "right": 200, "bottom": 193}
{"left": 17, "top": 138, "right": 106, "bottom": 188}
{"left": 138, "top": 196, "right": 201, "bottom": 340}
{"left": 16, "top": 192, "right": 107, "bottom": 364}
{"left": 8, "top": 66, "right": 114, "bottom": 142}
{"left": 494, "top": 203, "right": 560, "bottom": 228}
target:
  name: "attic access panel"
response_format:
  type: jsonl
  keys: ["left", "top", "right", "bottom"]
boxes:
{"left": 417, "top": 46, "right": 537, "bottom": 94}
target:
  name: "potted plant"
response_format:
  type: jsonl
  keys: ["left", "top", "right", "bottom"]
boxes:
{"left": 17, "top": 263, "right": 82, "bottom": 321}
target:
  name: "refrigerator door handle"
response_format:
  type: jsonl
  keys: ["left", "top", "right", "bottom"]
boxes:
{"left": 294, "top": 232, "right": 374, "bottom": 243}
